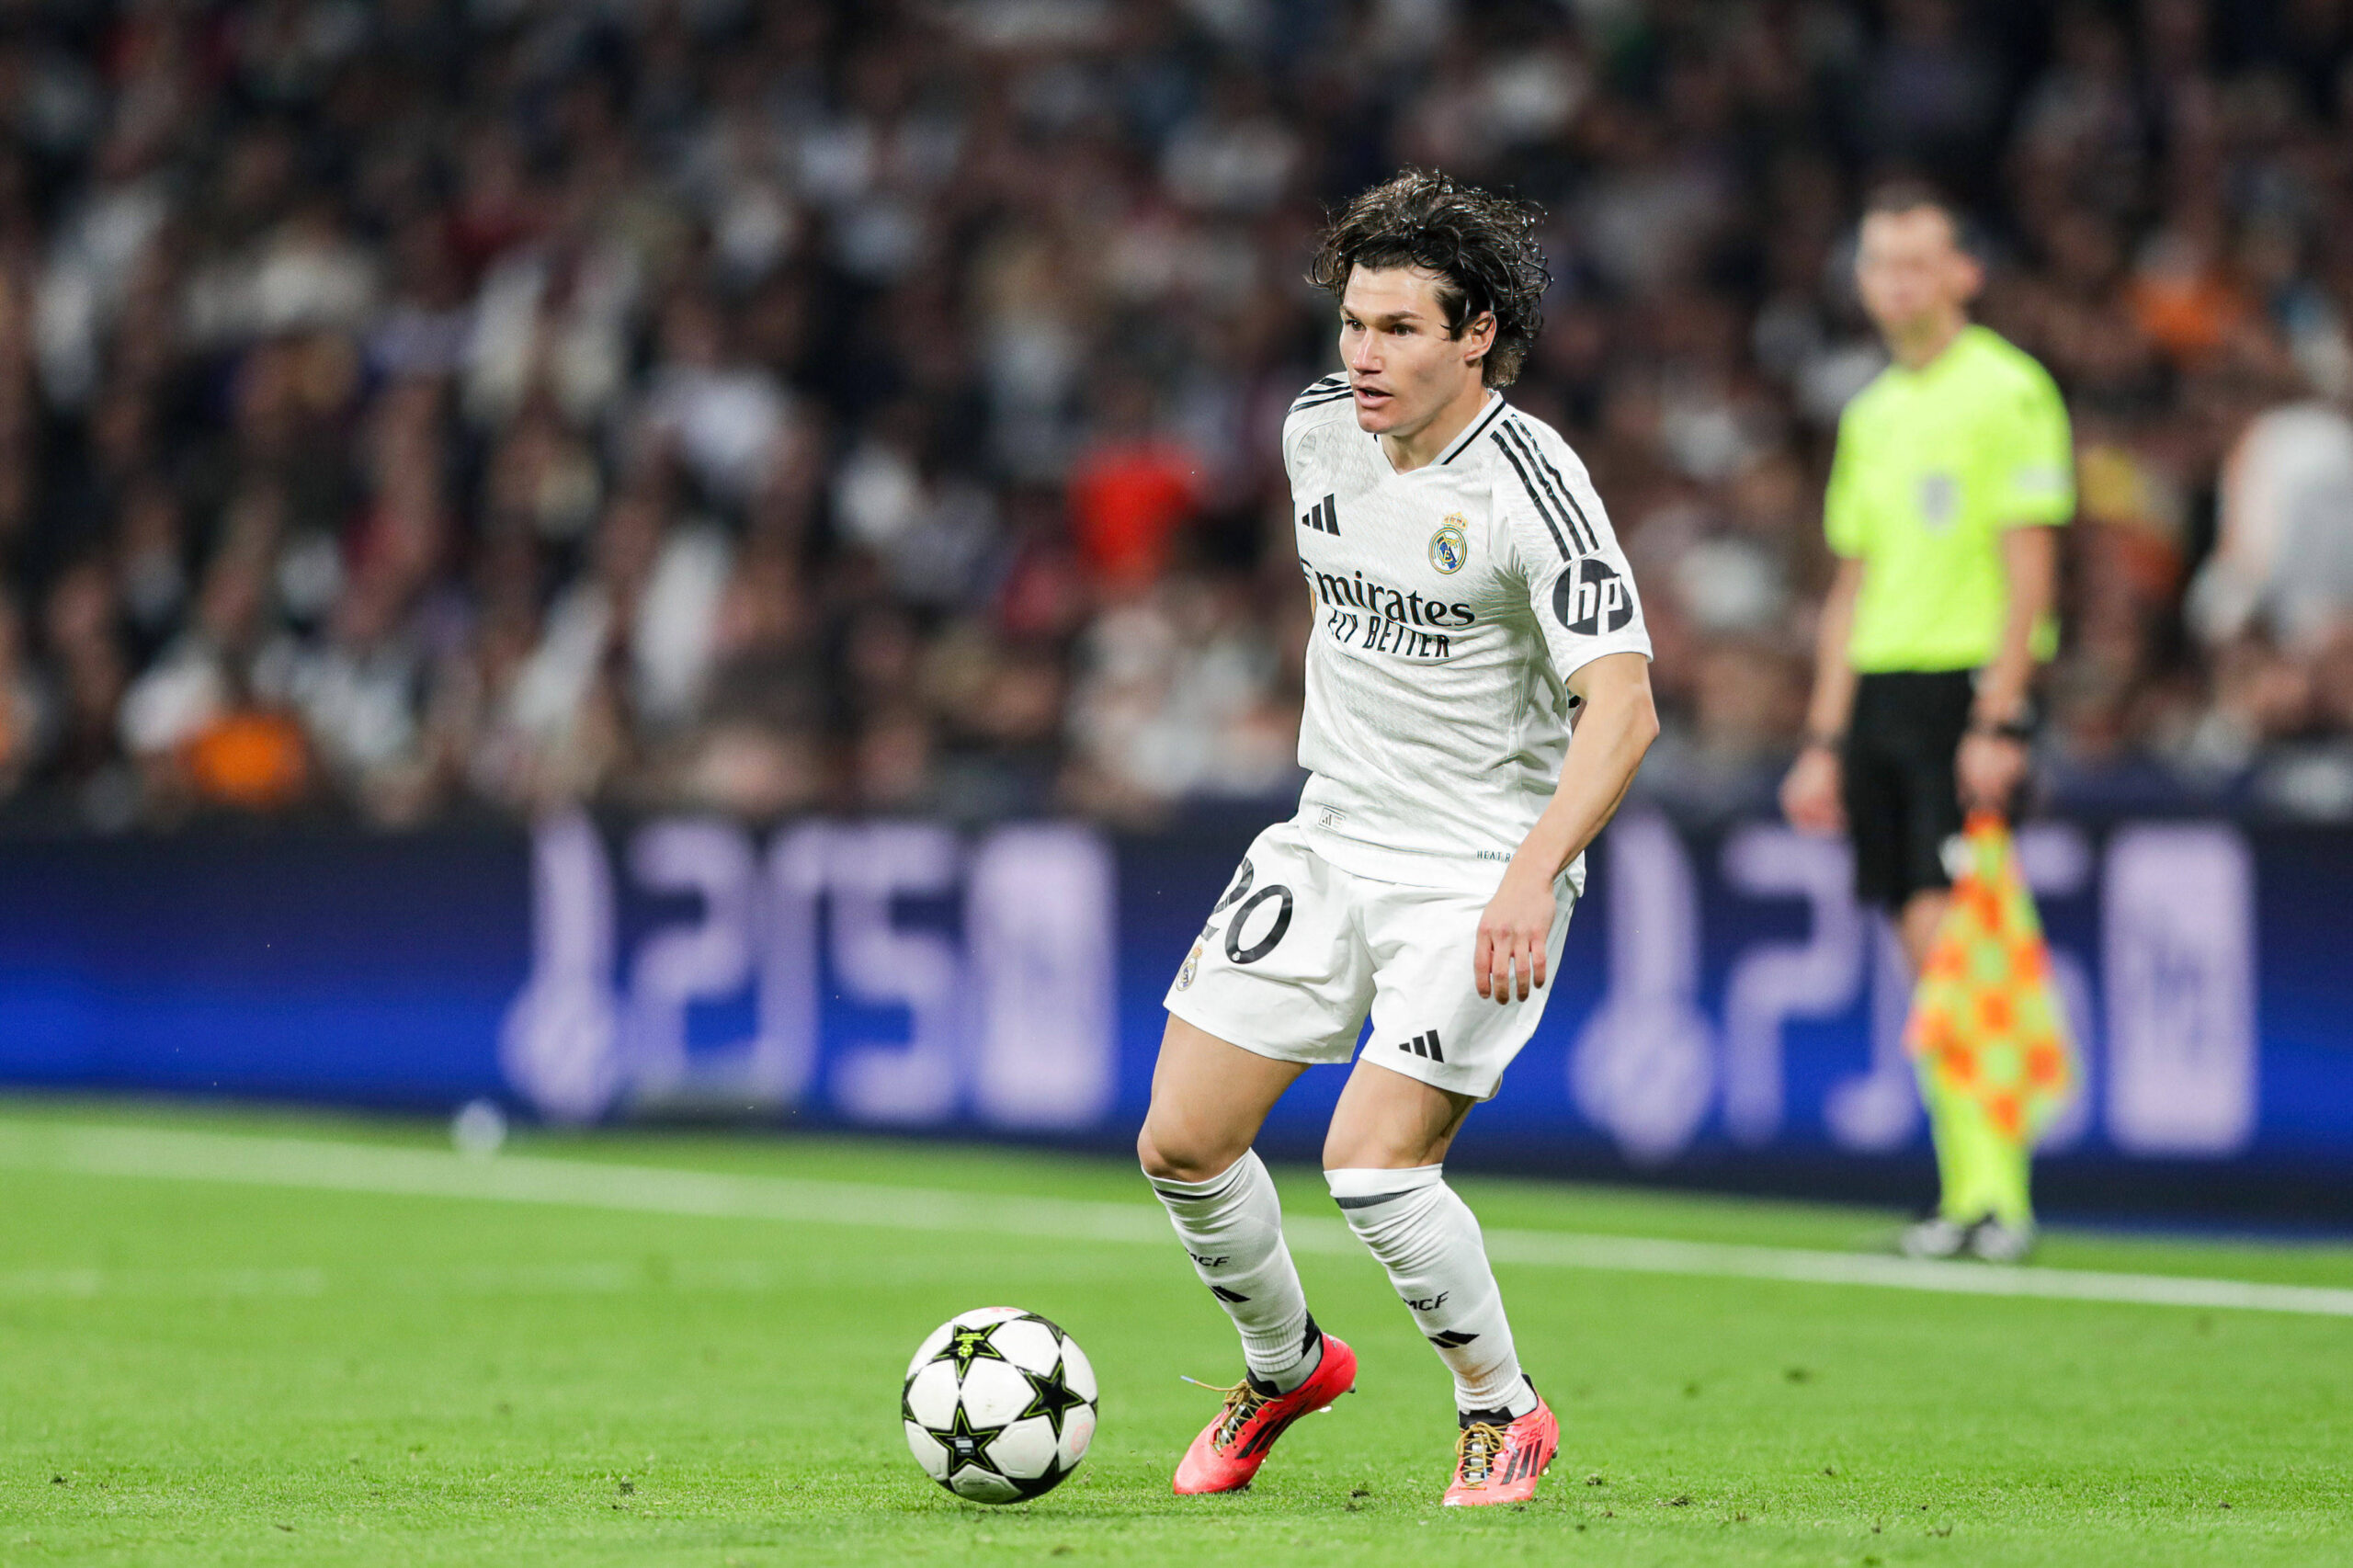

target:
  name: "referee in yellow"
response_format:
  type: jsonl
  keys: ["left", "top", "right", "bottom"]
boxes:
{"left": 1781, "top": 182, "right": 2073, "bottom": 1262}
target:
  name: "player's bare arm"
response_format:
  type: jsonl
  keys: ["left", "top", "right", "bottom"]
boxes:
{"left": 1474, "top": 651, "right": 1657, "bottom": 1003}
{"left": 1782, "top": 556, "right": 1864, "bottom": 835}
{"left": 1957, "top": 523, "right": 2057, "bottom": 812}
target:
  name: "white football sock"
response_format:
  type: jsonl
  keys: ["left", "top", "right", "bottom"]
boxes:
{"left": 1326, "top": 1165, "right": 1537, "bottom": 1419}
{"left": 1147, "top": 1151, "right": 1322, "bottom": 1392}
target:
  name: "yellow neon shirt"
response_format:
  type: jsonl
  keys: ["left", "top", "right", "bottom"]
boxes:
{"left": 1824, "top": 325, "right": 2074, "bottom": 672}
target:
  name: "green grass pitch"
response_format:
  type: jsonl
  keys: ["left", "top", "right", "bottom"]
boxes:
{"left": 2, "top": 1096, "right": 2349, "bottom": 1566}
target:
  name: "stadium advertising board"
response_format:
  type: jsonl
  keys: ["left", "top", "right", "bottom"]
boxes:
{"left": 0, "top": 811, "right": 2347, "bottom": 1216}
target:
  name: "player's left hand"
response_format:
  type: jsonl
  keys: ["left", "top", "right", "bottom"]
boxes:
{"left": 1957, "top": 730, "right": 2029, "bottom": 815}
{"left": 1474, "top": 862, "right": 1555, "bottom": 1004}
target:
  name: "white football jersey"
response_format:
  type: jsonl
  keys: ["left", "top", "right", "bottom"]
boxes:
{"left": 1280, "top": 374, "right": 1653, "bottom": 894}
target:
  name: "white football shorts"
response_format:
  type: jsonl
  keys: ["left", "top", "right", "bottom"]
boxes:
{"left": 1163, "top": 820, "right": 1575, "bottom": 1100}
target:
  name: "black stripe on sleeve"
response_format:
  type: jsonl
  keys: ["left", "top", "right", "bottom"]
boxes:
{"left": 1440, "top": 399, "right": 1507, "bottom": 463}
{"left": 1290, "top": 390, "right": 1355, "bottom": 414}
{"left": 1490, "top": 429, "right": 1574, "bottom": 560}
{"left": 1498, "top": 422, "right": 1596, "bottom": 553}
{"left": 1289, "top": 375, "right": 1349, "bottom": 411}
{"left": 1500, "top": 421, "right": 1598, "bottom": 554}
{"left": 1527, "top": 444, "right": 1601, "bottom": 554}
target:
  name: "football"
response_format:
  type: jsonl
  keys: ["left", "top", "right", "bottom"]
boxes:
{"left": 902, "top": 1307, "right": 1098, "bottom": 1503}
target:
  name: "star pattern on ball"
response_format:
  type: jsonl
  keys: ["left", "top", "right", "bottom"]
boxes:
{"left": 1017, "top": 1359, "right": 1089, "bottom": 1440}
{"left": 936, "top": 1323, "right": 1008, "bottom": 1377}
{"left": 925, "top": 1401, "right": 1008, "bottom": 1475}
{"left": 1008, "top": 1457, "right": 1070, "bottom": 1501}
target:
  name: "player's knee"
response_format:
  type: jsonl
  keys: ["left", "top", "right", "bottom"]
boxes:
{"left": 1137, "top": 1120, "right": 1235, "bottom": 1184}
{"left": 1323, "top": 1093, "right": 1468, "bottom": 1171}
{"left": 1322, "top": 1123, "right": 1415, "bottom": 1172}
{"left": 1322, "top": 1129, "right": 1457, "bottom": 1173}
{"left": 1136, "top": 1122, "right": 1190, "bottom": 1182}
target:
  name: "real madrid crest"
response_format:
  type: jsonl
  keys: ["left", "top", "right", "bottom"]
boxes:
{"left": 1430, "top": 514, "right": 1469, "bottom": 574}
{"left": 1176, "top": 942, "right": 1202, "bottom": 990}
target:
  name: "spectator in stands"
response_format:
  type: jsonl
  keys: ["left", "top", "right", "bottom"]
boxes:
{"left": 2190, "top": 392, "right": 2353, "bottom": 655}
{"left": 0, "top": 0, "right": 2341, "bottom": 831}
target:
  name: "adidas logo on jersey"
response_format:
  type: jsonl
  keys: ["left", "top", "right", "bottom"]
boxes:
{"left": 1400, "top": 1029, "right": 1445, "bottom": 1062}
{"left": 1301, "top": 494, "right": 1340, "bottom": 536}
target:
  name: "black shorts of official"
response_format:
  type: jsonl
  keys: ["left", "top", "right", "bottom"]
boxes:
{"left": 1841, "top": 669, "right": 1974, "bottom": 912}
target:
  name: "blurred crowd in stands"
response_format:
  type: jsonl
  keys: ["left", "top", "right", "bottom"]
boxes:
{"left": 0, "top": 0, "right": 2350, "bottom": 831}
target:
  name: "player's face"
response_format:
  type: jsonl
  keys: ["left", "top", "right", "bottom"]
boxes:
{"left": 1855, "top": 208, "right": 1980, "bottom": 338}
{"left": 1338, "top": 267, "right": 1492, "bottom": 437}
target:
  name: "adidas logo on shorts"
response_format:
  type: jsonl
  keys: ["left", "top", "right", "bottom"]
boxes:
{"left": 1399, "top": 1029, "right": 1445, "bottom": 1063}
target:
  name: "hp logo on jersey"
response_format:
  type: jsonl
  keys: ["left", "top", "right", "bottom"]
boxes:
{"left": 1555, "top": 558, "right": 1633, "bottom": 635}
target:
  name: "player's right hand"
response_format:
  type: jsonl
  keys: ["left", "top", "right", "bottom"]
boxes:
{"left": 1474, "top": 862, "right": 1555, "bottom": 1004}
{"left": 1779, "top": 744, "right": 1845, "bottom": 835}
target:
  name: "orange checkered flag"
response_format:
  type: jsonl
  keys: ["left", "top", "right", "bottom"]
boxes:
{"left": 1904, "top": 812, "right": 2078, "bottom": 1147}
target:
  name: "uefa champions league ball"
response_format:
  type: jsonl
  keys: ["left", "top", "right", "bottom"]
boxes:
{"left": 903, "top": 1307, "right": 1098, "bottom": 1503}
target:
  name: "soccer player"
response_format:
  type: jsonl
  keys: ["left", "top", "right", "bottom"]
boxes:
{"left": 1780, "top": 182, "right": 2073, "bottom": 1263}
{"left": 1135, "top": 170, "right": 1657, "bottom": 1505}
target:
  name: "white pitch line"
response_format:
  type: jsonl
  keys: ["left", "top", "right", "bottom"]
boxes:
{"left": 3, "top": 1119, "right": 2350, "bottom": 1321}
{"left": 0, "top": 1259, "right": 798, "bottom": 1301}
{"left": 0, "top": 1265, "right": 329, "bottom": 1298}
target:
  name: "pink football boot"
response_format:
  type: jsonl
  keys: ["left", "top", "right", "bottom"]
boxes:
{"left": 1172, "top": 1334, "right": 1358, "bottom": 1494}
{"left": 1442, "top": 1393, "right": 1559, "bottom": 1506}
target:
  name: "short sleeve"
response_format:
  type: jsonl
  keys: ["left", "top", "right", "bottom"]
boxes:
{"left": 1280, "top": 373, "right": 1350, "bottom": 484}
{"left": 1823, "top": 410, "right": 1866, "bottom": 558}
{"left": 1495, "top": 437, "right": 1654, "bottom": 685}
{"left": 1987, "top": 366, "right": 2075, "bottom": 528}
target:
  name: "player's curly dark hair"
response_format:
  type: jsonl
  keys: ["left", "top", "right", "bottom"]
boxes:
{"left": 1306, "top": 169, "right": 1551, "bottom": 388}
